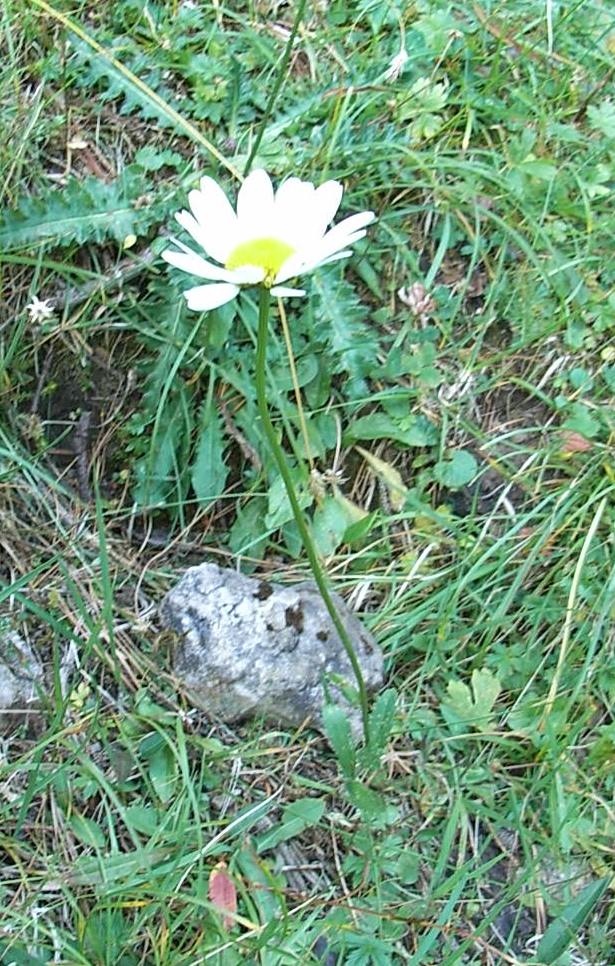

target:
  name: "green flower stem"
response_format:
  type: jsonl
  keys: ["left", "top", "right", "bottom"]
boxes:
{"left": 255, "top": 287, "right": 370, "bottom": 742}
{"left": 243, "top": 0, "right": 308, "bottom": 177}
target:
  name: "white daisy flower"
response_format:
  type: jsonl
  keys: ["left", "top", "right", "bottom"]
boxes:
{"left": 162, "top": 169, "right": 375, "bottom": 312}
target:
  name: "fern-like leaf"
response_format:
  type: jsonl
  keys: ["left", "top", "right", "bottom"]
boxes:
{"left": 70, "top": 38, "right": 181, "bottom": 127}
{"left": 0, "top": 174, "right": 154, "bottom": 250}
{"left": 311, "top": 275, "right": 379, "bottom": 396}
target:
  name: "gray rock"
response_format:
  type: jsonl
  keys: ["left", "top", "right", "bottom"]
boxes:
{"left": 0, "top": 632, "right": 45, "bottom": 732}
{"left": 161, "top": 562, "right": 383, "bottom": 736}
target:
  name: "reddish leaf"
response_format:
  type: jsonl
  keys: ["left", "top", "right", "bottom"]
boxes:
{"left": 560, "top": 430, "right": 592, "bottom": 453}
{"left": 208, "top": 862, "right": 237, "bottom": 929}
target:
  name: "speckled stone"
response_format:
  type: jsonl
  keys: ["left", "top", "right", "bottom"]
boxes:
{"left": 160, "top": 562, "right": 384, "bottom": 736}
{"left": 0, "top": 632, "right": 44, "bottom": 732}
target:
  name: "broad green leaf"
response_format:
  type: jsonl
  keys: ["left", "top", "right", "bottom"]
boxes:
{"left": 312, "top": 493, "right": 359, "bottom": 556}
{"left": 148, "top": 745, "right": 177, "bottom": 804}
{"left": 235, "top": 845, "right": 281, "bottom": 925}
{"left": 442, "top": 667, "right": 502, "bottom": 733}
{"left": 444, "top": 679, "right": 475, "bottom": 721}
{"left": 191, "top": 400, "right": 229, "bottom": 509}
{"left": 272, "top": 353, "right": 319, "bottom": 391}
{"left": 265, "top": 473, "right": 312, "bottom": 530}
{"left": 68, "top": 813, "right": 106, "bottom": 849}
{"left": 122, "top": 805, "right": 159, "bottom": 836}
{"left": 361, "top": 688, "right": 397, "bottom": 769}
{"left": 396, "top": 851, "right": 420, "bottom": 884}
{"left": 343, "top": 510, "right": 379, "bottom": 545}
{"left": 0, "top": 944, "right": 51, "bottom": 965}
{"left": 518, "top": 158, "right": 558, "bottom": 180}
{"left": 228, "top": 496, "right": 268, "bottom": 560}
{"left": 348, "top": 412, "right": 435, "bottom": 447}
{"left": 434, "top": 450, "right": 478, "bottom": 489}
{"left": 256, "top": 798, "right": 325, "bottom": 852}
{"left": 472, "top": 668, "right": 501, "bottom": 715}
{"left": 535, "top": 877, "right": 611, "bottom": 963}
{"left": 562, "top": 402, "right": 601, "bottom": 439}
{"left": 323, "top": 705, "right": 356, "bottom": 779}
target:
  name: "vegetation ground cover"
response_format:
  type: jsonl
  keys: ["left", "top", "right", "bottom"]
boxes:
{"left": 0, "top": 0, "right": 614, "bottom": 963}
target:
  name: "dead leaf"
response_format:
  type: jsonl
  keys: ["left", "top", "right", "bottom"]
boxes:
{"left": 356, "top": 446, "right": 408, "bottom": 511}
{"left": 560, "top": 430, "right": 592, "bottom": 454}
{"left": 208, "top": 861, "right": 237, "bottom": 929}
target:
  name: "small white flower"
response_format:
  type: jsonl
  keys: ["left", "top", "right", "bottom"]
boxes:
{"left": 162, "top": 169, "right": 375, "bottom": 311}
{"left": 384, "top": 46, "right": 409, "bottom": 82}
{"left": 26, "top": 296, "right": 56, "bottom": 323}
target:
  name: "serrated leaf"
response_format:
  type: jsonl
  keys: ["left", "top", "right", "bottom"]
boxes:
{"left": 362, "top": 688, "right": 397, "bottom": 769}
{"left": 191, "top": 400, "right": 229, "bottom": 510}
{"left": 347, "top": 779, "right": 386, "bottom": 819}
{"left": 587, "top": 100, "right": 615, "bottom": 138}
{"left": 434, "top": 450, "right": 478, "bottom": 489}
{"left": 312, "top": 276, "right": 379, "bottom": 394}
{"left": 535, "top": 877, "right": 611, "bottom": 963}
{"left": 70, "top": 38, "right": 181, "bottom": 127}
{"left": 133, "top": 388, "right": 190, "bottom": 509}
{"left": 562, "top": 402, "right": 601, "bottom": 439}
{"left": 0, "top": 175, "right": 151, "bottom": 250}
{"left": 135, "top": 146, "right": 184, "bottom": 171}
{"left": 471, "top": 668, "right": 501, "bottom": 722}
{"left": 444, "top": 679, "right": 475, "bottom": 721}
{"left": 122, "top": 805, "right": 159, "bottom": 836}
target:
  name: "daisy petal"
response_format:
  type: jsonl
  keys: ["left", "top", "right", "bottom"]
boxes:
{"left": 306, "top": 229, "right": 368, "bottom": 266}
{"left": 175, "top": 210, "right": 224, "bottom": 261}
{"left": 270, "top": 286, "right": 306, "bottom": 297}
{"left": 184, "top": 283, "right": 239, "bottom": 311}
{"left": 307, "top": 250, "right": 353, "bottom": 272}
{"left": 162, "top": 247, "right": 241, "bottom": 282}
{"left": 329, "top": 211, "right": 376, "bottom": 237}
{"left": 187, "top": 177, "right": 238, "bottom": 262}
{"left": 273, "top": 252, "right": 309, "bottom": 285}
{"left": 274, "top": 177, "right": 313, "bottom": 212}
{"left": 273, "top": 177, "right": 315, "bottom": 245}
{"left": 310, "top": 180, "right": 343, "bottom": 238}
{"left": 236, "top": 169, "right": 275, "bottom": 236}
{"left": 230, "top": 265, "right": 267, "bottom": 284}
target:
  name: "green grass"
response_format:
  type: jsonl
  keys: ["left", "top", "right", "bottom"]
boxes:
{"left": 1, "top": 0, "right": 615, "bottom": 963}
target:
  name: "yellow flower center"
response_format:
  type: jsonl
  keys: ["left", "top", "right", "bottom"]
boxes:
{"left": 226, "top": 237, "right": 295, "bottom": 287}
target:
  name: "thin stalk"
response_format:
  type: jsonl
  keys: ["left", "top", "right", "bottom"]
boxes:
{"left": 243, "top": 0, "right": 308, "bottom": 176}
{"left": 255, "top": 287, "right": 370, "bottom": 741}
